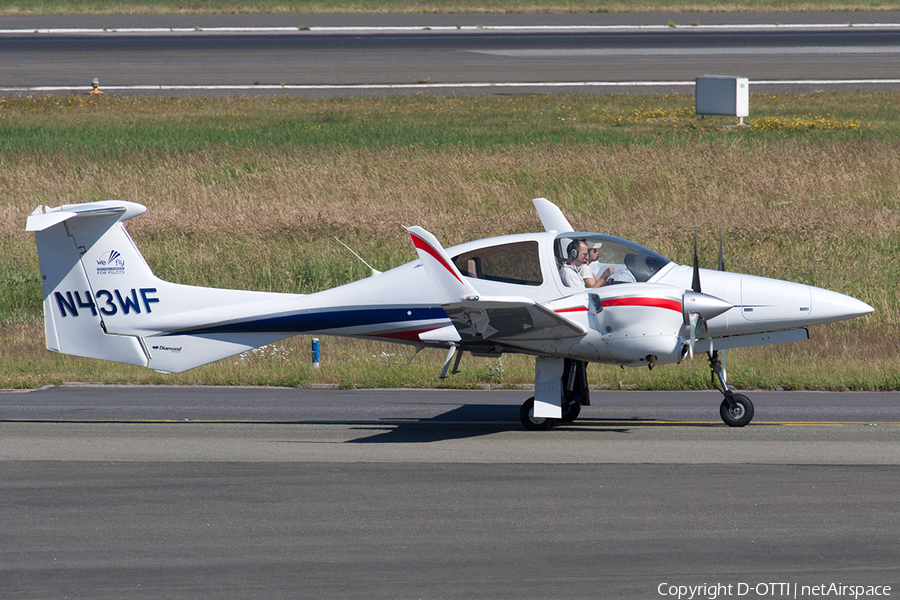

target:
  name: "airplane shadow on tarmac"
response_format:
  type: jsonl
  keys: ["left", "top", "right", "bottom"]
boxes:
{"left": 342, "top": 404, "right": 693, "bottom": 443}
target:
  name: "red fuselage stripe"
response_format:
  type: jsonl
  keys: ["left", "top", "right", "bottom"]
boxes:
{"left": 410, "top": 234, "right": 464, "bottom": 285}
{"left": 601, "top": 297, "right": 682, "bottom": 312}
{"left": 555, "top": 306, "right": 588, "bottom": 313}
{"left": 372, "top": 327, "right": 441, "bottom": 341}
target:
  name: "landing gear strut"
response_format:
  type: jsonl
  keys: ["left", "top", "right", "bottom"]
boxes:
{"left": 708, "top": 350, "right": 754, "bottom": 427}
{"left": 519, "top": 358, "right": 589, "bottom": 430}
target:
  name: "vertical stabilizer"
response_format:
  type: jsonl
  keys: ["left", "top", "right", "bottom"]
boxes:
{"left": 27, "top": 202, "right": 150, "bottom": 366}
{"left": 28, "top": 201, "right": 313, "bottom": 373}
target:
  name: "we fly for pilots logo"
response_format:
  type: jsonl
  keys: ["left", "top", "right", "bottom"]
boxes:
{"left": 96, "top": 250, "right": 125, "bottom": 275}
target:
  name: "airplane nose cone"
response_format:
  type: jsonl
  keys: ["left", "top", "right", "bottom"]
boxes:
{"left": 809, "top": 287, "right": 874, "bottom": 324}
{"left": 739, "top": 275, "right": 872, "bottom": 326}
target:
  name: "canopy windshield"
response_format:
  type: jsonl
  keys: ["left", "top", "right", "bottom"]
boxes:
{"left": 555, "top": 234, "right": 671, "bottom": 284}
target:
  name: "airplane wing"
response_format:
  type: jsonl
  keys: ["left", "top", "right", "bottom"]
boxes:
{"left": 441, "top": 298, "right": 586, "bottom": 342}
{"left": 407, "top": 226, "right": 586, "bottom": 344}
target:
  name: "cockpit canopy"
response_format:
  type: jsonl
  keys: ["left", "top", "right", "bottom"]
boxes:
{"left": 555, "top": 234, "right": 671, "bottom": 284}
{"left": 446, "top": 232, "right": 671, "bottom": 293}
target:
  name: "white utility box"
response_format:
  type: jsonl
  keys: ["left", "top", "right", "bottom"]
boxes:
{"left": 695, "top": 76, "right": 749, "bottom": 124}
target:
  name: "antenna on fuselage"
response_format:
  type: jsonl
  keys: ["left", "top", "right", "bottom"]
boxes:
{"left": 334, "top": 237, "right": 382, "bottom": 277}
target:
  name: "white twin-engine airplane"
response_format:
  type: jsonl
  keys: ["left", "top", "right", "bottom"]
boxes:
{"left": 27, "top": 197, "right": 872, "bottom": 430}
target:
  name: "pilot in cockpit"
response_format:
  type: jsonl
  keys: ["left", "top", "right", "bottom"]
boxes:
{"left": 560, "top": 240, "right": 614, "bottom": 288}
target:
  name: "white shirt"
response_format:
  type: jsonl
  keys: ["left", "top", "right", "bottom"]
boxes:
{"left": 560, "top": 263, "right": 585, "bottom": 288}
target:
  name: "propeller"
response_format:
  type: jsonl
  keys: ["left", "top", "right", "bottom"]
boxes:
{"left": 691, "top": 218, "right": 702, "bottom": 294}
{"left": 683, "top": 222, "right": 732, "bottom": 359}
{"left": 717, "top": 225, "right": 725, "bottom": 272}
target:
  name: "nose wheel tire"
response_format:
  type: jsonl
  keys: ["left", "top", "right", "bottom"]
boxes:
{"left": 520, "top": 397, "right": 554, "bottom": 431}
{"left": 719, "top": 393, "right": 754, "bottom": 427}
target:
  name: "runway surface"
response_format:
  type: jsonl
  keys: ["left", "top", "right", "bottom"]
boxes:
{"left": 2, "top": 386, "right": 898, "bottom": 598}
{"left": 1, "top": 12, "right": 899, "bottom": 95}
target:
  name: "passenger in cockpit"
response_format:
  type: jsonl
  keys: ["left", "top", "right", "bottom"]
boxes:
{"left": 561, "top": 240, "right": 613, "bottom": 288}
{"left": 587, "top": 241, "right": 633, "bottom": 285}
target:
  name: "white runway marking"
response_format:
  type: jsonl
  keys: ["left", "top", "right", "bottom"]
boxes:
{"left": 1, "top": 23, "right": 899, "bottom": 35}
{"left": 3, "top": 79, "right": 900, "bottom": 94}
{"left": 472, "top": 46, "right": 900, "bottom": 57}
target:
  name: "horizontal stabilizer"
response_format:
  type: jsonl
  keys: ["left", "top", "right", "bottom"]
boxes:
{"left": 27, "top": 201, "right": 146, "bottom": 231}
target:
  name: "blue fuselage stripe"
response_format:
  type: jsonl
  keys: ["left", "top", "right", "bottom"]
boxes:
{"left": 169, "top": 306, "right": 448, "bottom": 336}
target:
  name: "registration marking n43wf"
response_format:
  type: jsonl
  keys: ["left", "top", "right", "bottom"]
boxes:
{"left": 54, "top": 288, "right": 160, "bottom": 317}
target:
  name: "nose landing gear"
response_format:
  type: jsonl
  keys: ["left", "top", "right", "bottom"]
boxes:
{"left": 709, "top": 350, "right": 754, "bottom": 427}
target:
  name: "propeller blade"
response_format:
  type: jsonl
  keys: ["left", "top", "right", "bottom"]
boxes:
{"left": 699, "top": 319, "right": 710, "bottom": 355}
{"left": 720, "top": 348, "right": 727, "bottom": 381}
{"left": 692, "top": 218, "right": 701, "bottom": 293}
{"left": 688, "top": 313, "right": 699, "bottom": 359}
{"left": 717, "top": 226, "right": 725, "bottom": 272}
{"left": 682, "top": 290, "right": 733, "bottom": 360}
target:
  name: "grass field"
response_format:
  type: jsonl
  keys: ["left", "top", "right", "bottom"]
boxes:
{"left": 1, "top": 92, "right": 898, "bottom": 390}
{"left": 1, "top": 0, "right": 899, "bottom": 14}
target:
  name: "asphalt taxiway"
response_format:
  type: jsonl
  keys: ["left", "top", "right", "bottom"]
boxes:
{"left": 2, "top": 386, "right": 898, "bottom": 599}
{"left": 2, "top": 12, "right": 899, "bottom": 95}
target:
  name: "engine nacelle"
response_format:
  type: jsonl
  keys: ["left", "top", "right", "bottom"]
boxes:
{"left": 588, "top": 283, "right": 687, "bottom": 367}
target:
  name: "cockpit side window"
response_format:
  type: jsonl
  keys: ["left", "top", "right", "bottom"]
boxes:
{"left": 452, "top": 241, "right": 542, "bottom": 286}
{"left": 555, "top": 234, "right": 671, "bottom": 284}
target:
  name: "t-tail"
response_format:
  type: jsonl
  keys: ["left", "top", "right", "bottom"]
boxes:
{"left": 27, "top": 201, "right": 301, "bottom": 373}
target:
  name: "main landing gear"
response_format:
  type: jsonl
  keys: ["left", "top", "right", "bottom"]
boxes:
{"left": 708, "top": 349, "right": 754, "bottom": 427}
{"left": 519, "top": 359, "right": 588, "bottom": 431}
{"left": 518, "top": 353, "right": 754, "bottom": 430}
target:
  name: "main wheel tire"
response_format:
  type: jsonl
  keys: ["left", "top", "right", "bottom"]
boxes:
{"left": 719, "top": 393, "right": 754, "bottom": 427}
{"left": 560, "top": 400, "right": 581, "bottom": 423}
{"left": 520, "top": 397, "right": 554, "bottom": 431}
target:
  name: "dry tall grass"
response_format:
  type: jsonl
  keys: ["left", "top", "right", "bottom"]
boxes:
{"left": 2, "top": 97, "right": 898, "bottom": 389}
{"left": 6, "top": 140, "right": 897, "bottom": 277}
